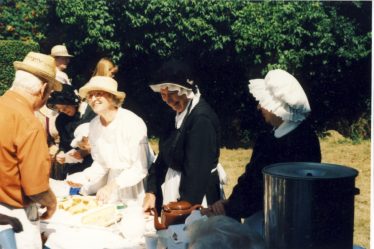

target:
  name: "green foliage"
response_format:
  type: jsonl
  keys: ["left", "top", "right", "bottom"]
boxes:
{"left": 0, "top": 0, "right": 50, "bottom": 41}
{"left": 0, "top": 40, "right": 39, "bottom": 95}
{"left": 108, "top": 0, "right": 235, "bottom": 58}
{"left": 0, "top": 1, "right": 370, "bottom": 146}
{"left": 54, "top": 0, "right": 120, "bottom": 60}
{"left": 231, "top": 2, "right": 371, "bottom": 74}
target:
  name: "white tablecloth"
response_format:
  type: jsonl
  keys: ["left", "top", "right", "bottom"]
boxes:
{"left": 41, "top": 216, "right": 152, "bottom": 249}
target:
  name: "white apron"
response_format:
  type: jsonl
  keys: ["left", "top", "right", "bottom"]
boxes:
{"left": 161, "top": 163, "right": 227, "bottom": 207}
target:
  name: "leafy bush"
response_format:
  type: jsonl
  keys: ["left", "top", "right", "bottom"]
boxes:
{"left": 0, "top": 0, "right": 50, "bottom": 41}
{"left": 1, "top": 1, "right": 370, "bottom": 146}
{"left": 349, "top": 114, "right": 371, "bottom": 142}
{"left": 0, "top": 40, "right": 39, "bottom": 95}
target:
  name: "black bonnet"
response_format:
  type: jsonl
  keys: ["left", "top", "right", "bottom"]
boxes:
{"left": 47, "top": 84, "right": 80, "bottom": 109}
{"left": 151, "top": 59, "right": 197, "bottom": 92}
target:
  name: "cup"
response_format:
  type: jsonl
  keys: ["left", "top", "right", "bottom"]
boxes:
{"left": 0, "top": 228, "right": 17, "bottom": 249}
{"left": 144, "top": 233, "right": 158, "bottom": 249}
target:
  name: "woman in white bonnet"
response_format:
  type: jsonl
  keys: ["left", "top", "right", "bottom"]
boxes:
{"left": 205, "top": 69, "right": 321, "bottom": 234}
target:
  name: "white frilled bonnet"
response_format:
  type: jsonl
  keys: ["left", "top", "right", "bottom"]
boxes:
{"left": 248, "top": 69, "right": 311, "bottom": 122}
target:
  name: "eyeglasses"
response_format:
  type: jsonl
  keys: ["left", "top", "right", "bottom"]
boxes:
{"left": 86, "top": 91, "right": 107, "bottom": 99}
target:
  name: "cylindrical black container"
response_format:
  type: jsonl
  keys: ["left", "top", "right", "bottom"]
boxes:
{"left": 263, "top": 162, "right": 359, "bottom": 249}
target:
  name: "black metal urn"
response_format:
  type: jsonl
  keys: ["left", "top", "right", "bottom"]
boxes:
{"left": 263, "top": 162, "right": 359, "bottom": 249}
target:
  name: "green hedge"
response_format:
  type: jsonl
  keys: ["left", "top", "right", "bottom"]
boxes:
{"left": 0, "top": 40, "right": 39, "bottom": 95}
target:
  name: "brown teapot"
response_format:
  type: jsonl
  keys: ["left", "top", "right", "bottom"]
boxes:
{"left": 152, "top": 201, "right": 201, "bottom": 230}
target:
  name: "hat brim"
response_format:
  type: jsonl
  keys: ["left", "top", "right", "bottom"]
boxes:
{"left": 79, "top": 86, "right": 126, "bottom": 100}
{"left": 51, "top": 54, "right": 74, "bottom": 58}
{"left": 14, "top": 61, "right": 62, "bottom": 91}
{"left": 149, "top": 83, "right": 192, "bottom": 92}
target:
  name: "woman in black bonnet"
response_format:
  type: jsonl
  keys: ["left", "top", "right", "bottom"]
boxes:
{"left": 143, "top": 59, "right": 224, "bottom": 212}
{"left": 47, "top": 84, "right": 96, "bottom": 180}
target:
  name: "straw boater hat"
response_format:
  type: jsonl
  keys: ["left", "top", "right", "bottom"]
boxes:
{"left": 248, "top": 69, "right": 310, "bottom": 122}
{"left": 79, "top": 76, "right": 126, "bottom": 101}
{"left": 50, "top": 45, "right": 74, "bottom": 58}
{"left": 14, "top": 51, "right": 62, "bottom": 91}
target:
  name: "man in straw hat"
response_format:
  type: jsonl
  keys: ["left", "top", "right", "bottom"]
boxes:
{"left": 0, "top": 52, "right": 61, "bottom": 249}
{"left": 50, "top": 44, "right": 73, "bottom": 85}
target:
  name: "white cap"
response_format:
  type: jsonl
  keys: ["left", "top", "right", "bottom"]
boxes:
{"left": 248, "top": 69, "right": 310, "bottom": 122}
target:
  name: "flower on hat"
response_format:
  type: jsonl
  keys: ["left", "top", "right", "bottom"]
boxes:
{"left": 248, "top": 69, "right": 310, "bottom": 122}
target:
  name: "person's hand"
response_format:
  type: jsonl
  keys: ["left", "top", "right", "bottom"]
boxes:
{"left": 49, "top": 145, "right": 59, "bottom": 162}
{"left": 56, "top": 151, "right": 65, "bottom": 164}
{"left": 40, "top": 191, "right": 57, "bottom": 220}
{"left": 200, "top": 207, "right": 214, "bottom": 216}
{"left": 142, "top": 193, "right": 156, "bottom": 214}
{"left": 0, "top": 214, "right": 23, "bottom": 233}
{"left": 204, "top": 199, "right": 228, "bottom": 216}
{"left": 40, "top": 202, "right": 57, "bottom": 220}
{"left": 68, "top": 150, "right": 84, "bottom": 160}
{"left": 66, "top": 181, "right": 83, "bottom": 188}
{"left": 96, "top": 181, "right": 118, "bottom": 203}
{"left": 77, "top": 136, "right": 91, "bottom": 152}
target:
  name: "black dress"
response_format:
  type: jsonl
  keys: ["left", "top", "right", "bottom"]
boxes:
{"left": 225, "top": 120, "right": 321, "bottom": 220}
{"left": 146, "top": 98, "right": 221, "bottom": 210}
{"left": 51, "top": 104, "right": 96, "bottom": 180}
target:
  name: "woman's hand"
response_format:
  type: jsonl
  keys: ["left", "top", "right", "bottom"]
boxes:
{"left": 49, "top": 145, "right": 59, "bottom": 162}
{"left": 96, "top": 181, "right": 118, "bottom": 203}
{"left": 69, "top": 150, "right": 84, "bottom": 160}
{"left": 66, "top": 181, "right": 83, "bottom": 188}
{"left": 142, "top": 193, "right": 156, "bottom": 214}
{"left": 77, "top": 136, "right": 91, "bottom": 152}
{"left": 56, "top": 151, "right": 65, "bottom": 164}
{"left": 201, "top": 199, "right": 228, "bottom": 216}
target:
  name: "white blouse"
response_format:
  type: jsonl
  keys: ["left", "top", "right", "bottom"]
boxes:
{"left": 85, "top": 108, "right": 153, "bottom": 204}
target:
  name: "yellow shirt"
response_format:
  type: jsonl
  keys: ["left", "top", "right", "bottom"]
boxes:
{"left": 0, "top": 90, "right": 50, "bottom": 208}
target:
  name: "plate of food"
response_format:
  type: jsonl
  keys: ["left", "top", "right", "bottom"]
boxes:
{"left": 44, "top": 196, "right": 121, "bottom": 228}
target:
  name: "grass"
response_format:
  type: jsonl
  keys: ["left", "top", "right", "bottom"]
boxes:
{"left": 150, "top": 134, "right": 371, "bottom": 248}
